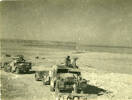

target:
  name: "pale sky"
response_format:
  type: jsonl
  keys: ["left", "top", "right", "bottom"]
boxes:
{"left": 0, "top": 0, "right": 132, "bottom": 47}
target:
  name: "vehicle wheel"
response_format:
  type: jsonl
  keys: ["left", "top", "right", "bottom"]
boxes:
{"left": 8, "top": 66, "right": 12, "bottom": 72}
{"left": 35, "top": 74, "right": 39, "bottom": 81}
{"left": 4, "top": 65, "right": 7, "bottom": 72}
{"left": 47, "top": 81, "right": 50, "bottom": 85}
{"left": 43, "top": 79, "right": 46, "bottom": 85}
{"left": 50, "top": 86, "right": 55, "bottom": 92}
{"left": 4, "top": 65, "right": 8, "bottom": 72}
{"left": 15, "top": 68, "right": 20, "bottom": 74}
{"left": 4, "top": 65, "right": 11, "bottom": 72}
{"left": 25, "top": 69, "right": 29, "bottom": 73}
{"left": 10, "top": 67, "right": 14, "bottom": 73}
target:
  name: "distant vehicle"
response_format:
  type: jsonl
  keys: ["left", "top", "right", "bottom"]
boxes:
{"left": 3, "top": 55, "right": 32, "bottom": 74}
{"left": 5, "top": 54, "right": 11, "bottom": 57}
{"left": 34, "top": 67, "right": 51, "bottom": 85}
{"left": 35, "top": 71, "right": 49, "bottom": 84}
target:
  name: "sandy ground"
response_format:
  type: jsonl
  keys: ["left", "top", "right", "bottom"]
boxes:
{"left": 1, "top": 47, "right": 132, "bottom": 100}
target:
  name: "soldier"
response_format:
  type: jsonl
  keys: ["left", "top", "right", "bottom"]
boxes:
{"left": 65, "top": 56, "right": 71, "bottom": 67}
{"left": 72, "top": 57, "right": 78, "bottom": 68}
{"left": 19, "top": 56, "right": 25, "bottom": 62}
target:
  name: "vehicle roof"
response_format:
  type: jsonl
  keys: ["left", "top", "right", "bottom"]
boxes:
{"left": 52, "top": 65, "right": 67, "bottom": 69}
{"left": 12, "top": 57, "right": 20, "bottom": 59}
{"left": 68, "top": 68, "right": 81, "bottom": 72}
{"left": 34, "top": 65, "right": 52, "bottom": 71}
{"left": 57, "top": 65, "right": 69, "bottom": 69}
{"left": 53, "top": 65, "right": 81, "bottom": 72}
{"left": 59, "top": 73, "right": 75, "bottom": 78}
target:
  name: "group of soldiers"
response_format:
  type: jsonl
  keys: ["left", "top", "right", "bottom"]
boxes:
{"left": 65, "top": 56, "right": 78, "bottom": 68}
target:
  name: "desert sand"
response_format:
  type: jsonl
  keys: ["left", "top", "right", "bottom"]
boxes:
{"left": 1, "top": 41, "right": 132, "bottom": 100}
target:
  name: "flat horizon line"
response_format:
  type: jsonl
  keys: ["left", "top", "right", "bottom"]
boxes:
{"left": 1, "top": 38, "right": 132, "bottom": 49}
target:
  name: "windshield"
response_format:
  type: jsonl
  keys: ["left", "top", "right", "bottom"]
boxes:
{"left": 57, "top": 69, "right": 68, "bottom": 73}
{"left": 69, "top": 71, "right": 81, "bottom": 75}
{"left": 59, "top": 73, "right": 77, "bottom": 79}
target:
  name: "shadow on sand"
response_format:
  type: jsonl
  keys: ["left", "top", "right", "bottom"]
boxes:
{"left": 23, "top": 70, "right": 36, "bottom": 74}
{"left": 16, "top": 70, "right": 36, "bottom": 74}
{"left": 60, "top": 84, "right": 109, "bottom": 96}
{"left": 83, "top": 84, "right": 108, "bottom": 96}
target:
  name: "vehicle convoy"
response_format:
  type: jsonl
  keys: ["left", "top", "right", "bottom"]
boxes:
{"left": 3, "top": 55, "right": 32, "bottom": 74}
{"left": 34, "top": 56, "right": 90, "bottom": 100}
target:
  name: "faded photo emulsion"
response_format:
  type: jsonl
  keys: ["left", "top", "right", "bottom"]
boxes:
{"left": 0, "top": 0, "right": 132, "bottom": 100}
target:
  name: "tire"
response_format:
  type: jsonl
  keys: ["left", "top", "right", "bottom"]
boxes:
{"left": 42, "top": 79, "right": 46, "bottom": 85}
{"left": 4, "top": 66, "right": 7, "bottom": 72}
{"left": 25, "top": 69, "right": 29, "bottom": 74}
{"left": 15, "top": 68, "right": 20, "bottom": 74}
{"left": 4, "top": 65, "right": 11, "bottom": 72}
{"left": 8, "top": 66, "right": 12, "bottom": 72}
{"left": 35, "top": 74, "right": 39, "bottom": 81}
{"left": 43, "top": 77, "right": 50, "bottom": 85}
{"left": 50, "top": 86, "right": 55, "bottom": 92}
{"left": 10, "top": 67, "right": 14, "bottom": 73}
{"left": 43, "top": 82, "right": 46, "bottom": 85}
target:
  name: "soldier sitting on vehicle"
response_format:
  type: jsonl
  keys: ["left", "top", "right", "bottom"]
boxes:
{"left": 72, "top": 57, "right": 79, "bottom": 68}
{"left": 65, "top": 56, "right": 79, "bottom": 68}
{"left": 17, "top": 55, "right": 25, "bottom": 62}
{"left": 65, "top": 56, "right": 71, "bottom": 67}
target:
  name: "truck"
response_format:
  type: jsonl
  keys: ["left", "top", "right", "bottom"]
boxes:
{"left": 50, "top": 65, "right": 87, "bottom": 92}
{"left": 48, "top": 65, "right": 90, "bottom": 100}
{"left": 3, "top": 55, "right": 32, "bottom": 74}
{"left": 34, "top": 64, "right": 91, "bottom": 100}
{"left": 35, "top": 70, "right": 50, "bottom": 85}
{"left": 34, "top": 66, "right": 51, "bottom": 85}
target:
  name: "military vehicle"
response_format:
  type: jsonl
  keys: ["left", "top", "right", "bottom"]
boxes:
{"left": 35, "top": 70, "right": 49, "bottom": 84}
{"left": 35, "top": 71, "right": 46, "bottom": 81}
{"left": 42, "top": 72, "right": 50, "bottom": 85}
{"left": 3, "top": 55, "right": 32, "bottom": 74}
{"left": 34, "top": 67, "right": 51, "bottom": 85}
{"left": 48, "top": 65, "right": 90, "bottom": 100}
{"left": 34, "top": 64, "right": 89, "bottom": 100}
{"left": 49, "top": 65, "right": 87, "bottom": 91}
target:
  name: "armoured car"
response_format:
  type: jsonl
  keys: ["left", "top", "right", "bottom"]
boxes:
{"left": 3, "top": 56, "right": 32, "bottom": 74}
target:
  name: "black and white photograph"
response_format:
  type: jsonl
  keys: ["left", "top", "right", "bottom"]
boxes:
{"left": 0, "top": 0, "right": 132, "bottom": 100}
